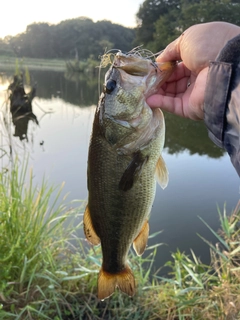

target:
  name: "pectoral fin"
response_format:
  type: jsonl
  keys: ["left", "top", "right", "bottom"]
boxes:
{"left": 155, "top": 155, "right": 169, "bottom": 189}
{"left": 133, "top": 220, "right": 149, "bottom": 256}
{"left": 83, "top": 204, "right": 100, "bottom": 245}
{"left": 119, "top": 151, "right": 149, "bottom": 192}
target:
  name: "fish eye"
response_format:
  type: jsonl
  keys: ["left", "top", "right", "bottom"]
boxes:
{"left": 104, "top": 79, "right": 116, "bottom": 94}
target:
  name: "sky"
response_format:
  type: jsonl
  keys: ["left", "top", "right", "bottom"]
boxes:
{"left": 0, "top": 0, "right": 143, "bottom": 39}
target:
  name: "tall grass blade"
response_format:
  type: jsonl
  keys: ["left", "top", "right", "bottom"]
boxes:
{"left": 198, "top": 216, "right": 230, "bottom": 250}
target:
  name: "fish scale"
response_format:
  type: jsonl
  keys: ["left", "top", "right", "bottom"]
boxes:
{"left": 83, "top": 51, "right": 175, "bottom": 299}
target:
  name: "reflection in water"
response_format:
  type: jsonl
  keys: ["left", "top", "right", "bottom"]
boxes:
{"left": 164, "top": 112, "right": 225, "bottom": 158}
{"left": 3, "top": 68, "right": 106, "bottom": 107}
{"left": 8, "top": 74, "right": 38, "bottom": 141}
{"left": 1, "top": 68, "right": 226, "bottom": 159}
{"left": 12, "top": 114, "right": 37, "bottom": 142}
{"left": 64, "top": 70, "right": 103, "bottom": 106}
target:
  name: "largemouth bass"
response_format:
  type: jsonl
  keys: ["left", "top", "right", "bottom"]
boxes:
{"left": 84, "top": 49, "right": 175, "bottom": 300}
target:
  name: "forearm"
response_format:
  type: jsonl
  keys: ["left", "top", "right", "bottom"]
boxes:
{"left": 204, "top": 34, "right": 240, "bottom": 176}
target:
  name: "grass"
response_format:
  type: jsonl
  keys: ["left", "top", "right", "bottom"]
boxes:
{"left": 0, "top": 161, "right": 240, "bottom": 319}
{"left": 0, "top": 55, "right": 101, "bottom": 73}
{"left": 65, "top": 56, "right": 101, "bottom": 75}
{"left": 0, "top": 56, "right": 66, "bottom": 71}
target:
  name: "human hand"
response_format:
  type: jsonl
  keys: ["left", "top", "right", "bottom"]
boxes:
{"left": 147, "top": 22, "right": 240, "bottom": 120}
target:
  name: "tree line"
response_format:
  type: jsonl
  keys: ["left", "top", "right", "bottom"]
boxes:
{"left": 1, "top": 0, "right": 240, "bottom": 60}
{"left": 135, "top": 0, "right": 240, "bottom": 52}
{"left": 0, "top": 18, "right": 135, "bottom": 60}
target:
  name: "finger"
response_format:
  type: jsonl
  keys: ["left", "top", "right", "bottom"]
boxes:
{"left": 160, "top": 62, "right": 191, "bottom": 83}
{"left": 156, "top": 36, "right": 182, "bottom": 63}
{"left": 147, "top": 94, "right": 185, "bottom": 117}
{"left": 155, "top": 75, "right": 191, "bottom": 95}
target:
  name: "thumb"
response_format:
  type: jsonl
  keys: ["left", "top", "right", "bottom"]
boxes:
{"left": 156, "top": 36, "right": 182, "bottom": 63}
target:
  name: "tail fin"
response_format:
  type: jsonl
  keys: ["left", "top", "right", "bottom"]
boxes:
{"left": 98, "top": 264, "right": 135, "bottom": 300}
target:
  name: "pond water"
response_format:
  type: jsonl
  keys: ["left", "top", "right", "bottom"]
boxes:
{"left": 0, "top": 68, "right": 239, "bottom": 274}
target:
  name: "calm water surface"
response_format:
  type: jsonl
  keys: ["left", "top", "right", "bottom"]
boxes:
{"left": 0, "top": 68, "right": 239, "bottom": 274}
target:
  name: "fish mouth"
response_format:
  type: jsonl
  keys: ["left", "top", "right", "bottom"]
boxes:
{"left": 112, "top": 53, "right": 153, "bottom": 77}
{"left": 101, "top": 50, "right": 176, "bottom": 79}
{"left": 103, "top": 57, "right": 176, "bottom": 101}
{"left": 112, "top": 51, "right": 176, "bottom": 78}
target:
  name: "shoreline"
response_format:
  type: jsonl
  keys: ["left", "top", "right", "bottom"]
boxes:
{"left": 0, "top": 55, "right": 66, "bottom": 71}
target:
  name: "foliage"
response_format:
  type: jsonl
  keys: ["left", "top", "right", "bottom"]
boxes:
{"left": 0, "top": 161, "right": 240, "bottom": 319}
{"left": 153, "top": 201, "right": 240, "bottom": 319}
{"left": 1, "top": 1, "right": 240, "bottom": 61}
{"left": 136, "top": 0, "right": 240, "bottom": 51}
{"left": 0, "top": 18, "right": 135, "bottom": 60}
{"left": 65, "top": 55, "right": 101, "bottom": 75}
{"left": 135, "top": 0, "right": 181, "bottom": 50}
{"left": 0, "top": 39, "right": 14, "bottom": 57}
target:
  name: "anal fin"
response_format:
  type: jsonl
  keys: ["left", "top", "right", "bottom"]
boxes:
{"left": 83, "top": 204, "right": 100, "bottom": 245}
{"left": 133, "top": 220, "right": 149, "bottom": 256}
{"left": 155, "top": 155, "right": 169, "bottom": 189}
{"left": 98, "top": 264, "right": 135, "bottom": 300}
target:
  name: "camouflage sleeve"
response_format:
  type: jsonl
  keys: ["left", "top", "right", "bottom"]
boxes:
{"left": 204, "top": 34, "right": 240, "bottom": 176}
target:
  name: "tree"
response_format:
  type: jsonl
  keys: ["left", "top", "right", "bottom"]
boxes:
{"left": 135, "top": 0, "right": 181, "bottom": 47}
{"left": 136, "top": 0, "right": 240, "bottom": 52}
{"left": 54, "top": 17, "right": 96, "bottom": 59}
{"left": 179, "top": 0, "right": 240, "bottom": 29}
{"left": 0, "top": 38, "right": 14, "bottom": 56}
{"left": 25, "top": 23, "right": 55, "bottom": 58}
{"left": 0, "top": 17, "right": 135, "bottom": 60}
